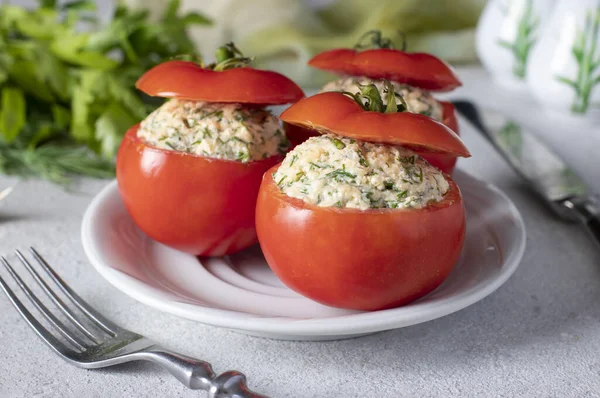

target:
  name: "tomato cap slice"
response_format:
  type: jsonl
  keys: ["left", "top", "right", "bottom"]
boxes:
{"left": 420, "top": 101, "right": 460, "bottom": 173}
{"left": 136, "top": 61, "right": 305, "bottom": 105}
{"left": 280, "top": 92, "right": 470, "bottom": 157}
{"left": 309, "top": 48, "right": 462, "bottom": 92}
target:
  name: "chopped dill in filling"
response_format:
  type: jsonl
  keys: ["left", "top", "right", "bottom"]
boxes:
{"left": 138, "top": 99, "right": 289, "bottom": 162}
{"left": 273, "top": 134, "right": 449, "bottom": 210}
{"left": 322, "top": 76, "right": 444, "bottom": 121}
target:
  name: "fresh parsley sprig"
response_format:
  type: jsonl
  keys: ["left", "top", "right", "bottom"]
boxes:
{"left": 343, "top": 80, "right": 408, "bottom": 114}
{"left": 209, "top": 42, "right": 254, "bottom": 71}
{"left": 0, "top": 0, "right": 211, "bottom": 185}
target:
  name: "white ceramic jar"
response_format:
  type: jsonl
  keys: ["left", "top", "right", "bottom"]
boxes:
{"left": 527, "top": 0, "right": 600, "bottom": 120}
{"left": 476, "top": 0, "right": 555, "bottom": 89}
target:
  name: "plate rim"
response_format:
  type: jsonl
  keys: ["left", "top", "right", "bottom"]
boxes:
{"left": 81, "top": 170, "right": 526, "bottom": 337}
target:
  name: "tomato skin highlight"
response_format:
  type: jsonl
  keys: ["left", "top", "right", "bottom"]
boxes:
{"left": 309, "top": 49, "right": 462, "bottom": 92}
{"left": 280, "top": 92, "right": 470, "bottom": 157}
{"left": 256, "top": 166, "right": 466, "bottom": 311}
{"left": 420, "top": 101, "right": 460, "bottom": 173}
{"left": 117, "top": 125, "right": 282, "bottom": 256}
{"left": 136, "top": 61, "right": 305, "bottom": 105}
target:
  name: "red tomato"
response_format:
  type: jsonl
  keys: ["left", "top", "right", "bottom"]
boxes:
{"left": 136, "top": 61, "right": 305, "bottom": 105}
{"left": 256, "top": 167, "right": 466, "bottom": 310}
{"left": 420, "top": 101, "right": 460, "bottom": 174}
{"left": 309, "top": 49, "right": 462, "bottom": 92}
{"left": 283, "top": 122, "right": 319, "bottom": 149}
{"left": 280, "top": 92, "right": 470, "bottom": 157}
{"left": 117, "top": 125, "right": 282, "bottom": 256}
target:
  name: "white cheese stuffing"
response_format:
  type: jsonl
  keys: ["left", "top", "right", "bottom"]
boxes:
{"left": 274, "top": 135, "right": 449, "bottom": 210}
{"left": 321, "top": 76, "right": 444, "bottom": 121}
{"left": 138, "top": 99, "right": 288, "bottom": 162}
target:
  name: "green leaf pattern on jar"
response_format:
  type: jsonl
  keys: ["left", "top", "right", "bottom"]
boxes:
{"left": 555, "top": 6, "right": 600, "bottom": 114}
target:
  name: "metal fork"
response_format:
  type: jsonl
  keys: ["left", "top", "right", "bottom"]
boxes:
{"left": 0, "top": 248, "right": 266, "bottom": 398}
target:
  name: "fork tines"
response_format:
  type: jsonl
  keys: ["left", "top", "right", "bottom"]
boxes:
{"left": 0, "top": 248, "right": 117, "bottom": 356}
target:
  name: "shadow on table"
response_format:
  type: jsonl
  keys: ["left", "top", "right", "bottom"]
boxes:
{"left": 0, "top": 212, "right": 44, "bottom": 223}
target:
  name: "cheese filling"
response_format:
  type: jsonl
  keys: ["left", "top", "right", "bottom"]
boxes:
{"left": 138, "top": 99, "right": 288, "bottom": 162}
{"left": 274, "top": 135, "right": 449, "bottom": 210}
{"left": 321, "top": 76, "right": 444, "bottom": 121}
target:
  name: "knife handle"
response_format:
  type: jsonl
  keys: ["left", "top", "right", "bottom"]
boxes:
{"left": 564, "top": 197, "right": 600, "bottom": 250}
{"left": 587, "top": 214, "right": 600, "bottom": 249}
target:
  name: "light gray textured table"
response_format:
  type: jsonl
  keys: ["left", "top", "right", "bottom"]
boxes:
{"left": 1, "top": 67, "right": 599, "bottom": 398}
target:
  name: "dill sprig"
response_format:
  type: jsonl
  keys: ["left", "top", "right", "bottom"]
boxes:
{"left": 0, "top": 143, "right": 115, "bottom": 186}
{"left": 497, "top": 0, "right": 538, "bottom": 78}
{"left": 555, "top": 7, "right": 600, "bottom": 114}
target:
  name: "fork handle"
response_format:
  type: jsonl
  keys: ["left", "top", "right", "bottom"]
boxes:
{"left": 138, "top": 347, "right": 268, "bottom": 398}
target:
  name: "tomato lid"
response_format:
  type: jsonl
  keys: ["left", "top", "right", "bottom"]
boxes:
{"left": 136, "top": 61, "right": 304, "bottom": 105}
{"left": 280, "top": 92, "right": 470, "bottom": 157}
{"left": 309, "top": 48, "right": 461, "bottom": 92}
{"left": 308, "top": 31, "right": 461, "bottom": 92}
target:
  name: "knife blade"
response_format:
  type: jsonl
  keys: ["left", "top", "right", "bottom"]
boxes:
{"left": 453, "top": 100, "right": 600, "bottom": 247}
{"left": 0, "top": 186, "right": 13, "bottom": 204}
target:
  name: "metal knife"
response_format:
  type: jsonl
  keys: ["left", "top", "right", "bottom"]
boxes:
{"left": 453, "top": 100, "right": 600, "bottom": 248}
{"left": 0, "top": 186, "right": 13, "bottom": 204}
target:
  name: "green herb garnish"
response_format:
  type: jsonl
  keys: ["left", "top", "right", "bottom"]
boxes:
{"left": 343, "top": 79, "right": 408, "bottom": 114}
{"left": 326, "top": 169, "right": 356, "bottom": 181}
{"left": 330, "top": 137, "right": 346, "bottom": 150}
{"left": 165, "top": 141, "right": 177, "bottom": 150}
{"left": 289, "top": 154, "right": 298, "bottom": 167}
{"left": 309, "top": 161, "right": 328, "bottom": 169}
{"left": 0, "top": 143, "right": 115, "bottom": 186}
{"left": 400, "top": 155, "right": 416, "bottom": 164}
{"left": 231, "top": 137, "right": 250, "bottom": 145}
{"left": 357, "top": 150, "right": 369, "bottom": 167}
{"left": 236, "top": 151, "right": 249, "bottom": 162}
{"left": 210, "top": 42, "right": 254, "bottom": 71}
{"left": 0, "top": 0, "right": 211, "bottom": 185}
{"left": 353, "top": 30, "right": 401, "bottom": 51}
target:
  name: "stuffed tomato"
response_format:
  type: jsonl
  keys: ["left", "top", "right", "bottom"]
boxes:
{"left": 117, "top": 43, "right": 304, "bottom": 256}
{"left": 302, "top": 31, "right": 462, "bottom": 173}
{"left": 256, "top": 86, "right": 470, "bottom": 310}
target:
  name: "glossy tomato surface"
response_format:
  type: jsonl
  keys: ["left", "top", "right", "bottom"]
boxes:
{"left": 256, "top": 166, "right": 466, "bottom": 311}
{"left": 420, "top": 101, "right": 460, "bottom": 174}
{"left": 280, "top": 92, "right": 470, "bottom": 157}
{"left": 136, "top": 61, "right": 304, "bottom": 105}
{"left": 309, "top": 48, "right": 462, "bottom": 92}
{"left": 117, "top": 125, "right": 282, "bottom": 256}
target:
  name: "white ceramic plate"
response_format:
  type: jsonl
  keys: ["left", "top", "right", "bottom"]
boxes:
{"left": 81, "top": 170, "right": 525, "bottom": 340}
